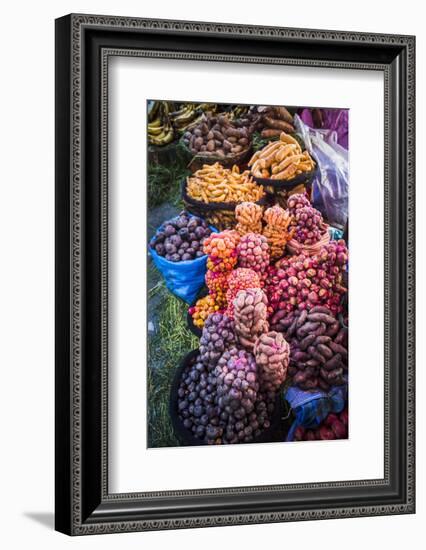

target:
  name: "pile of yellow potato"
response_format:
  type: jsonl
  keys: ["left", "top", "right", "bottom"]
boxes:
{"left": 186, "top": 163, "right": 264, "bottom": 204}
{"left": 249, "top": 132, "right": 315, "bottom": 180}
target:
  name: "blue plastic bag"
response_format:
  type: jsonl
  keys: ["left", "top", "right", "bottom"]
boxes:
{"left": 149, "top": 220, "right": 217, "bottom": 304}
{"left": 285, "top": 382, "right": 347, "bottom": 442}
{"left": 329, "top": 226, "right": 344, "bottom": 241}
{"left": 149, "top": 247, "right": 209, "bottom": 304}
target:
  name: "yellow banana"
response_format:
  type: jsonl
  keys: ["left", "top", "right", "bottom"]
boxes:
{"left": 148, "top": 125, "right": 164, "bottom": 136}
{"left": 148, "top": 118, "right": 162, "bottom": 128}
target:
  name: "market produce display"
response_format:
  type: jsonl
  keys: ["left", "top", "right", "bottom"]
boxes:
{"left": 188, "top": 231, "right": 239, "bottom": 330}
{"left": 287, "top": 193, "right": 312, "bottom": 215}
{"left": 186, "top": 163, "right": 264, "bottom": 204}
{"left": 184, "top": 163, "right": 265, "bottom": 230}
{"left": 149, "top": 211, "right": 212, "bottom": 262}
{"left": 176, "top": 316, "right": 284, "bottom": 444}
{"left": 215, "top": 347, "right": 266, "bottom": 444}
{"left": 234, "top": 288, "right": 269, "bottom": 350}
{"left": 236, "top": 233, "right": 270, "bottom": 282}
{"left": 147, "top": 100, "right": 349, "bottom": 449}
{"left": 286, "top": 204, "right": 331, "bottom": 255}
{"left": 292, "top": 205, "right": 328, "bottom": 246}
{"left": 182, "top": 113, "right": 252, "bottom": 157}
{"left": 203, "top": 229, "right": 240, "bottom": 272}
{"left": 278, "top": 306, "right": 348, "bottom": 391}
{"left": 225, "top": 268, "right": 262, "bottom": 318}
{"left": 254, "top": 331, "right": 290, "bottom": 392}
{"left": 262, "top": 205, "right": 294, "bottom": 260}
{"left": 199, "top": 313, "right": 237, "bottom": 367}
{"left": 249, "top": 132, "right": 315, "bottom": 180}
{"left": 235, "top": 201, "right": 264, "bottom": 235}
{"left": 189, "top": 294, "right": 225, "bottom": 329}
{"left": 293, "top": 407, "right": 348, "bottom": 441}
{"left": 268, "top": 239, "right": 348, "bottom": 316}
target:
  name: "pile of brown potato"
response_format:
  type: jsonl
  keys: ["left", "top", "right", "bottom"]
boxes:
{"left": 183, "top": 113, "right": 251, "bottom": 157}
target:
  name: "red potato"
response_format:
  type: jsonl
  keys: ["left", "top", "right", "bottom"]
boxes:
{"left": 324, "top": 413, "right": 339, "bottom": 427}
{"left": 319, "top": 426, "right": 335, "bottom": 440}
{"left": 340, "top": 408, "right": 349, "bottom": 427}
{"left": 331, "top": 419, "right": 347, "bottom": 439}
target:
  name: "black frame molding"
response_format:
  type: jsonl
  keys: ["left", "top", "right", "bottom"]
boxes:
{"left": 55, "top": 14, "right": 415, "bottom": 535}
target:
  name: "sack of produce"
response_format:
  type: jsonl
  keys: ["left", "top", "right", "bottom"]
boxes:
{"left": 187, "top": 287, "right": 219, "bottom": 337}
{"left": 295, "top": 114, "right": 349, "bottom": 229}
{"left": 170, "top": 345, "right": 283, "bottom": 446}
{"left": 149, "top": 211, "right": 217, "bottom": 304}
{"left": 183, "top": 162, "right": 266, "bottom": 230}
{"left": 262, "top": 205, "right": 294, "bottom": 260}
{"left": 285, "top": 385, "right": 348, "bottom": 442}
{"left": 285, "top": 197, "right": 331, "bottom": 255}
{"left": 249, "top": 131, "right": 318, "bottom": 208}
{"left": 180, "top": 112, "right": 253, "bottom": 173}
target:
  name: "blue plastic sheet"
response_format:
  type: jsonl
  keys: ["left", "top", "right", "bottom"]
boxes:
{"left": 149, "top": 220, "right": 217, "bottom": 304}
{"left": 285, "top": 382, "right": 348, "bottom": 442}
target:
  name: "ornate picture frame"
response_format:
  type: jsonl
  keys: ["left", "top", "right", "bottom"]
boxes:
{"left": 55, "top": 14, "right": 415, "bottom": 535}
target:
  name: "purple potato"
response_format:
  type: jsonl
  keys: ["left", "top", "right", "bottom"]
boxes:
{"left": 164, "top": 242, "right": 176, "bottom": 254}
{"left": 164, "top": 224, "right": 176, "bottom": 236}
{"left": 155, "top": 243, "right": 165, "bottom": 255}
{"left": 168, "top": 234, "right": 182, "bottom": 247}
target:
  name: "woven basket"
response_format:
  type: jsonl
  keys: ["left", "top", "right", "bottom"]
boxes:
{"left": 181, "top": 179, "right": 267, "bottom": 231}
{"left": 179, "top": 136, "right": 253, "bottom": 173}
{"left": 252, "top": 152, "right": 319, "bottom": 208}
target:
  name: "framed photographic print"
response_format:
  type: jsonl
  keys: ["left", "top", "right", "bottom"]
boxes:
{"left": 55, "top": 14, "right": 415, "bottom": 535}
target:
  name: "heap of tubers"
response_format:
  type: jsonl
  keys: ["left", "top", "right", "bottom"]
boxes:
{"left": 235, "top": 202, "right": 264, "bottom": 235}
{"left": 233, "top": 288, "right": 269, "bottom": 351}
{"left": 198, "top": 312, "right": 237, "bottom": 368}
{"left": 267, "top": 239, "right": 349, "bottom": 316}
{"left": 287, "top": 193, "right": 312, "bottom": 216}
{"left": 280, "top": 307, "right": 348, "bottom": 391}
{"left": 189, "top": 294, "right": 224, "bottom": 329}
{"left": 258, "top": 105, "right": 295, "bottom": 138}
{"left": 237, "top": 233, "right": 270, "bottom": 281}
{"left": 263, "top": 205, "right": 295, "bottom": 260}
{"left": 203, "top": 230, "right": 240, "bottom": 272}
{"left": 183, "top": 113, "right": 252, "bottom": 157}
{"left": 186, "top": 163, "right": 264, "bottom": 205}
{"left": 254, "top": 331, "right": 290, "bottom": 393}
{"left": 249, "top": 132, "right": 315, "bottom": 180}
{"left": 226, "top": 268, "right": 261, "bottom": 318}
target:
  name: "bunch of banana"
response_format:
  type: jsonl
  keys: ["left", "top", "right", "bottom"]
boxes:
{"left": 148, "top": 101, "right": 175, "bottom": 146}
{"left": 169, "top": 103, "right": 200, "bottom": 133}
{"left": 198, "top": 103, "right": 218, "bottom": 114}
{"left": 231, "top": 105, "right": 250, "bottom": 120}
